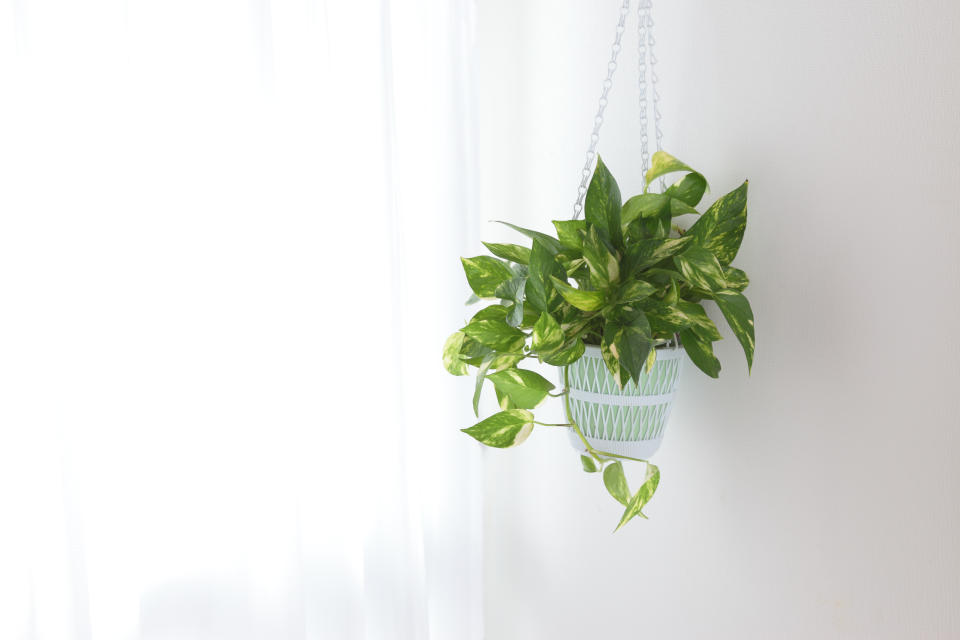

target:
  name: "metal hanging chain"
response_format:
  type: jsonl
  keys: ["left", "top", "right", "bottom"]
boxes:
{"left": 572, "top": 0, "right": 631, "bottom": 220}
{"left": 644, "top": 0, "right": 666, "bottom": 192}
{"left": 573, "top": 0, "right": 665, "bottom": 217}
{"left": 636, "top": 0, "right": 650, "bottom": 178}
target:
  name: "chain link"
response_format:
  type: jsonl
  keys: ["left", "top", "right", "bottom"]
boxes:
{"left": 573, "top": 0, "right": 665, "bottom": 215}
{"left": 644, "top": 1, "right": 665, "bottom": 191}
{"left": 572, "top": 0, "right": 631, "bottom": 220}
{"left": 637, "top": 0, "right": 650, "bottom": 178}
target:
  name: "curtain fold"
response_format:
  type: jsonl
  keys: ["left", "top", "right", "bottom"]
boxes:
{"left": 0, "top": 1, "right": 482, "bottom": 639}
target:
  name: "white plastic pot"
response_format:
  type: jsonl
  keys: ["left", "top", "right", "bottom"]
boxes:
{"left": 563, "top": 343, "right": 684, "bottom": 459}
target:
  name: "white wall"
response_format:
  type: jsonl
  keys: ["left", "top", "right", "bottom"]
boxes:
{"left": 474, "top": 1, "right": 960, "bottom": 638}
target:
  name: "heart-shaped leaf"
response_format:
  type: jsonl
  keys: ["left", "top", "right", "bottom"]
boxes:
{"left": 462, "top": 409, "right": 535, "bottom": 448}
{"left": 461, "top": 256, "right": 514, "bottom": 298}
{"left": 713, "top": 290, "right": 755, "bottom": 372}
{"left": 552, "top": 220, "right": 587, "bottom": 251}
{"left": 603, "top": 461, "right": 630, "bottom": 506}
{"left": 674, "top": 246, "right": 727, "bottom": 292}
{"left": 686, "top": 181, "right": 748, "bottom": 266}
{"left": 531, "top": 312, "right": 564, "bottom": 353}
{"left": 617, "top": 279, "right": 655, "bottom": 304}
{"left": 487, "top": 368, "right": 555, "bottom": 409}
{"left": 615, "top": 463, "right": 660, "bottom": 530}
{"left": 483, "top": 242, "right": 531, "bottom": 265}
{"left": 541, "top": 338, "right": 585, "bottom": 366}
{"left": 550, "top": 276, "right": 606, "bottom": 312}
{"left": 679, "top": 328, "right": 720, "bottom": 378}
{"left": 442, "top": 331, "right": 469, "bottom": 376}
{"left": 525, "top": 240, "right": 566, "bottom": 313}
{"left": 463, "top": 318, "right": 525, "bottom": 352}
{"left": 621, "top": 193, "right": 669, "bottom": 226}
{"left": 581, "top": 225, "right": 620, "bottom": 290}
{"left": 664, "top": 171, "right": 708, "bottom": 206}
{"left": 585, "top": 156, "right": 623, "bottom": 248}
{"left": 645, "top": 151, "right": 695, "bottom": 188}
{"left": 604, "top": 312, "right": 653, "bottom": 385}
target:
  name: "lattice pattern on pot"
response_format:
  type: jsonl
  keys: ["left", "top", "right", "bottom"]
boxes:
{"left": 568, "top": 397, "right": 675, "bottom": 441}
{"left": 565, "top": 348, "right": 683, "bottom": 442}
{"left": 567, "top": 350, "right": 682, "bottom": 396}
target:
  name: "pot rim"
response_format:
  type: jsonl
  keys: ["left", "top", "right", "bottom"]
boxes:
{"left": 579, "top": 342, "right": 685, "bottom": 361}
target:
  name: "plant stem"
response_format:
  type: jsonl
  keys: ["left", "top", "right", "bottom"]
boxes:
{"left": 534, "top": 421, "right": 573, "bottom": 427}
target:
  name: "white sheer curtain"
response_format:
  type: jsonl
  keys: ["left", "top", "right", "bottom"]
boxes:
{"left": 0, "top": 1, "right": 482, "bottom": 639}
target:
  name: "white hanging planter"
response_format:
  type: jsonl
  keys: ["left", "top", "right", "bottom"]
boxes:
{"left": 563, "top": 343, "right": 684, "bottom": 459}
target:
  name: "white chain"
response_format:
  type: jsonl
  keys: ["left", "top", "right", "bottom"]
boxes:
{"left": 572, "top": 0, "right": 631, "bottom": 220}
{"left": 637, "top": 0, "right": 650, "bottom": 178}
{"left": 644, "top": 0, "right": 665, "bottom": 191}
{"left": 574, "top": 0, "right": 665, "bottom": 216}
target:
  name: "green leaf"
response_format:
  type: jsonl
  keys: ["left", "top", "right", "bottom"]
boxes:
{"left": 495, "top": 276, "right": 527, "bottom": 327}
{"left": 585, "top": 156, "right": 623, "bottom": 248}
{"left": 552, "top": 220, "right": 587, "bottom": 251}
{"left": 495, "top": 275, "right": 526, "bottom": 301}
{"left": 713, "top": 290, "right": 755, "bottom": 372}
{"left": 615, "top": 463, "right": 660, "bottom": 530}
{"left": 641, "top": 208, "right": 673, "bottom": 239}
{"left": 677, "top": 301, "right": 722, "bottom": 341}
{"left": 459, "top": 334, "right": 492, "bottom": 365}
{"left": 550, "top": 276, "right": 606, "bottom": 312}
{"left": 482, "top": 242, "right": 531, "bottom": 265}
{"left": 470, "top": 304, "right": 508, "bottom": 323}
{"left": 442, "top": 331, "right": 469, "bottom": 376}
{"left": 541, "top": 338, "right": 585, "bottom": 366}
{"left": 621, "top": 193, "right": 669, "bottom": 226}
{"left": 491, "top": 352, "right": 525, "bottom": 371}
{"left": 622, "top": 236, "right": 692, "bottom": 276}
{"left": 581, "top": 455, "right": 599, "bottom": 473}
{"left": 473, "top": 352, "right": 497, "bottom": 416}
{"left": 605, "top": 311, "right": 653, "bottom": 385}
{"left": 463, "top": 319, "right": 525, "bottom": 352}
{"left": 462, "top": 409, "right": 535, "bottom": 448}
{"left": 461, "top": 256, "right": 515, "bottom": 298}
{"left": 669, "top": 198, "right": 700, "bottom": 216}
{"left": 603, "top": 461, "right": 630, "bottom": 506}
{"left": 687, "top": 180, "right": 748, "bottom": 266}
{"left": 581, "top": 226, "right": 620, "bottom": 289}
{"left": 495, "top": 386, "right": 516, "bottom": 410}
{"left": 599, "top": 334, "right": 631, "bottom": 389}
{"left": 646, "top": 302, "right": 721, "bottom": 342}
{"left": 504, "top": 303, "right": 524, "bottom": 328}
{"left": 723, "top": 266, "right": 750, "bottom": 292}
{"left": 666, "top": 278, "right": 679, "bottom": 305}
{"left": 679, "top": 328, "right": 720, "bottom": 378}
{"left": 531, "top": 312, "right": 564, "bottom": 353}
{"left": 520, "top": 304, "right": 541, "bottom": 328}
{"left": 664, "top": 172, "right": 708, "bottom": 207}
{"left": 487, "top": 368, "right": 555, "bottom": 409}
{"left": 617, "top": 279, "right": 655, "bottom": 304}
{"left": 496, "top": 221, "right": 564, "bottom": 256}
{"left": 525, "top": 240, "right": 566, "bottom": 314}
{"left": 674, "top": 246, "right": 727, "bottom": 292}
{"left": 645, "top": 150, "right": 695, "bottom": 188}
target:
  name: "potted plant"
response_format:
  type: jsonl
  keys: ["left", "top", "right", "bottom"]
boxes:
{"left": 442, "top": 151, "right": 755, "bottom": 529}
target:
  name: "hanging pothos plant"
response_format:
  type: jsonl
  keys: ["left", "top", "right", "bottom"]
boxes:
{"left": 442, "top": 151, "right": 755, "bottom": 529}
